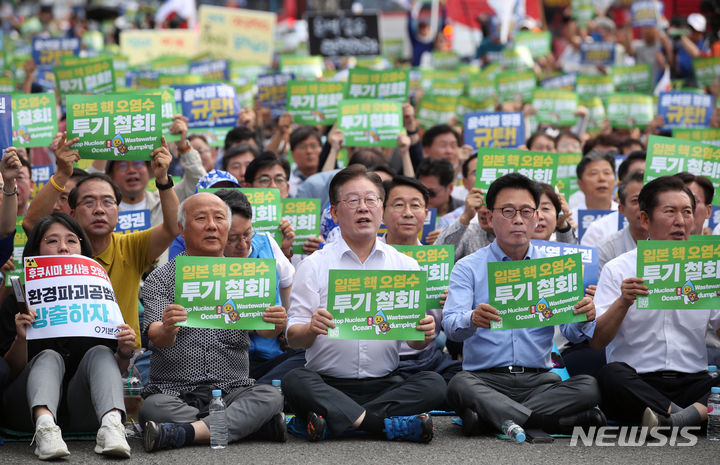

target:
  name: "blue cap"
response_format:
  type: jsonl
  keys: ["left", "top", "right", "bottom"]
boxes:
{"left": 195, "top": 169, "right": 241, "bottom": 192}
{"left": 712, "top": 387, "right": 720, "bottom": 394}
{"left": 271, "top": 379, "right": 281, "bottom": 387}
{"left": 709, "top": 365, "right": 718, "bottom": 371}
{"left": 515, "top": 432, "right": 526, "bottom": 443}
{"left": 212, "top": 389, "right": 222, "bottom": 397}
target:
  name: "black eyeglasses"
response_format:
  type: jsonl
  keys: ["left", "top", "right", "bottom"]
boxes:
{"left": 494, "top": 207, "right": 536, "bottom": 219}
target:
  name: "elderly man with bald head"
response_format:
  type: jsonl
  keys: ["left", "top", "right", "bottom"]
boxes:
{"left": 139, "top": 192, "right": 287, "bottom": 453}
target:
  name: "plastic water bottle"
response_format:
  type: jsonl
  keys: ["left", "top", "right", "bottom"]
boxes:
{"left": 708, "top": 387, "right": 720, "bottom": 441}
{"left": 209, "top": 390, "right": 228, "bottom": 449}
{"left": 271, "top": 379, "right": 282, "bottom": 394}
{"left": 709, "top": 365, "right": 719, "bottom": 379}
{"left": 501, "top": 420, "right": 526, "bottom": 443}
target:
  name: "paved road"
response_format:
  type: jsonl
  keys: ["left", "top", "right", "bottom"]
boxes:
{"left": 1, "top": 417, "right": 717, "bottom": 464}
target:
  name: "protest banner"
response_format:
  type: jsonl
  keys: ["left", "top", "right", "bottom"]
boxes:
{"left": 175, "top": 256, "right": 276, "bottom": 330}
{"left": 257, "top": 73, "right": 293, "bottom": 118}
{"left": 580, "top": 42, "right": 615, "bottom": 65}
{"left": 431, "top": 50, "right": 461, "bottom": 69}
{"left": 416, "top": 96, "right": 457, "bottom": 129}
{"left": 345, "top": 69, "right": 409, "bottom": 101}
{"left": 693, "top": 56, "right": 720, "bottom": 88}
{"left": 120, "top": 29, "right": 198, "bottom": 66}
{"left": 555, "top": 152, "right": 583, "bottom": 199}
{"left": 24, "top": 255, "right": 125, "bottom": 340}
{"left": 427, "top": 79, "right": 464, "bottom": 98}
{"left": 606, "top": 93, "right": 654, "bottom": 129}
{"left": 0, "top": 76, "right": 13, "bottom": 93}
{"left": 658, "top": 91, "right": 713, "bottom": 130}
{"left": 532, "top": 89, "right": 578, "bottom": 126}
{"left": 577, "top": 209, "right": 615, "bottom": 242}
{"left": 631, "top": 0, "right": 661, "bottom": 27}
{"left": 464, "top": 111, "right": 524, "bottom": 149}
{"left": 198, "top": 5, "right": 275, "bottom": 65}
{"left": 673, "top": 128, "right": 720, "bottom": 147}
{"left": 500, "top": 46, "right": 534, "bottom": 70}
{"left": 0, "top": 94, "right": 12, "bottom": 152}
{"left": 708, "top": 206, "right": 720, "bottom": 230}
{"left": 9, "top": 92, "right": 56, "bottom": 148}
{"left": 636, "top": 238, "right": 720, "bottom": 310}
{"left": 133, "top": 88, "right": 181, "bottom": 143}
{"left": 5, "top": 217, "right": 25, "bottom": 287}
{"left": 540, "top": 73, "right": 577, "bottom": 91}
{"left": 327, "top": 269, "right": 426, "bottom": 341}
{"left": 531, "top": 240, "right": 599, "bottom": 289}
{"left": 581, "top": 97, "right": 606, "bottom": 134}
{"left": 494, "top": 70, "right": 536, "bottom": 103}
{"left": 514, "top": 31, "right": 552, "bottom": 58}
{"left": 54, "top": 58, "right": 115, "bottom": 100}
{"left": 173, "top": 83, "right": 239, "bottom": 145}
{"left": 475, "top": 148, "right": 557, "bottom": 190}
{"left": 66, "top": 93, "right": 162, "bottom": 160}
{"left": 279, "top": 55, "right": 323, "bottom": 80}
{"left": 611, "top": 64, "right": 652, "bottom": 93}
{"left": 337, "top": 99, "right": 403, "bottom": 148}
{"left": 645, "top": 135, "right": 720, "bottom": 205}
{"left": 457, "top": 96, "right": 495, "bottom": 120}
{"left": 31, "top": 37, "right": 79, "bottom": 67}
{"left": 420, "top": 208, "right": 437, "bottom": 244}
{"left": 576, "top": 74, "right": 614, "bottom": 99}
{"left": 281, "top": 198, "right": 322, "bottom": 255}
{"left": 572, "top": 0, "right": 595, "bottom": 26}
{"left": 158, "top": 74, "right": 202, "bottom": 87}
{"left": 488, "top": 253, "right": 585, "bottom": 330}
{"left": 307, "top": 12, "right": 380, "bottom": 57}
{"left": 467, "top": 65, "right": 499, "bottom": 100}
{"left": 31, "top": 164, "right": 53, "bottom": 199}
{"left": 114, "top": 210, "right": 151, "bottom": 235}
{"left": 391, "top": 245, "right": 454, "bottom": 309}
{"left": 286, "top": 81, "right": 344, "bottom": 126}
{"left": 189, "top": 59, "right": 229, "bottom": 82}
{"left": 149, "top": 55, "right": 190, "bottom": 75}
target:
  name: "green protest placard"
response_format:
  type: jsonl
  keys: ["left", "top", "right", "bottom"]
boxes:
{"left": 692, "top": 56, "right": 720, "bottom": 88}
{"left": 612, "top": 64, "right": 652, "bottom": 93}
{"left": 576, "top": 74, "right": 614, "bottom": 99}
{"left": 158, "top": 74, "right": 203, "bottom": 87}
{"left": 467, "top": 64, "right": 499, "bottom": 100}
{"left": 234, "top": 188, "right": 283, "bottom": 244}
{"left": 66, "top": 93, "right": 162, "bottom": 160}
{"left": 514, "top": 31, "right": 552, "bottom": 58}
{"left": 495, "top": 70, "right": 536, "bottom": 103}
{"left": 532, "top": 89, "right": 578, "bottom": 126}
{"left": 673, "top": 128, "right": 720, "bottom": 147}
{"left": 119, "top": 88, "right": 181, "bottom": 143}
{"left": 230, "top": 62, "right": 267, "bottom": 82}
{"left": 279, "top": 55, "right": 323, "bottom": 79}
{"left": 555, "top": 152, "right": 583, "bottom": 199}
{"left": 281, "top": 198, "right": 321, "bottom": 255}
{"left": 345, "top": 69, "right": 409, "bottom": 101}
{"left": 488, "top": 253, "right": 585, "bottom": 330}
{"left": 10, "top": 92, "right": 57, "bottom": 148}
{"left": 456, "top": 96, "right": 495, "bottom": 120}
{"left": 235, "top": 79, "right": 256, "bottom": 109}
{"left": 572, "top": 0, "right": 595, "bottom": 27}
{"left": 636, "top": 238, "right": 720, "bottom": 310}
{"left": 475, "top": 148, "right": 558, "bottom": 191}
{"left": 0, "top": 76, "right": 13, "bottom": 93}
{"left": 420, "top": 69, "right": 458, "bottom": 92}
{"left": 337, "top": 99, "right": 403, "bottom": 147}
{"left": 148, "top": 55, "right": 190, "bottom": 75}
{"left": 327, "top": 269, "right": 426, "bottom": 341}
{"left": 645, "top": 135, "right": 720, "bottom": 205}
{"left": 286, "top": 81, "right": 344, "bottom": 125}
{"left": 174, "top": 256, "right": 276, "bottom": 330}
{"left": 391, "top": 245, "right": 454, "bottom": 309}
{"left": 581, "top": 97, "right": 606, "bottom": 134}
{"left": 431, "top": 50, "right": 460, "bottom": 70}
{"left": 427, "top": 79, "right": 464, "bottom": 98}
{"left": 6, "top": 217, "right": 26, "bottom": 287}
{"left": 416, "top": 96, "right": 457, "bottom": 129}
{"left": 500, "top": 46, "right": 534, "bottom": 70}
{"left": 54, "top": 57, "right": 115, "bottom": 98}
{"left": 606, "top": 93, "right": 654, "bottom": 129}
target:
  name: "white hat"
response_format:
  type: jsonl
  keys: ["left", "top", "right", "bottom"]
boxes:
{"left": 688, "top": 13, "right": 706, "bottom": 32}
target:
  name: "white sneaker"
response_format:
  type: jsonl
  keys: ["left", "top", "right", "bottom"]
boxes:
{"left": 32, "top": 423, "right": 70, "bottom": 460}
{"left": 94, "top": 417, "right": 131, "bottom": 458}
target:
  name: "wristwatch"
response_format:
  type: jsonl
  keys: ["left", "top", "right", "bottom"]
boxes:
{"left": 155, "top": 176, "right": 175, "bottom": 191}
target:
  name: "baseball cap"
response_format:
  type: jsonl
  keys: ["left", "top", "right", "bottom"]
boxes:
{"left": 688, "top": 13, "right": 706, "bottom": 32}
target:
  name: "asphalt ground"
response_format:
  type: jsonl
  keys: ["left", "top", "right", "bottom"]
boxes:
{"left": 1, "top": 416, "right": 717, "bottom": 465}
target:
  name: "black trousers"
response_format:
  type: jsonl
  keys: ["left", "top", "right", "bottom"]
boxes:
{"left": 597, "top": 361, "right": 718, "bottom": 422}
{"left": 282, "top": 367, "right": 446, "bottom": 436}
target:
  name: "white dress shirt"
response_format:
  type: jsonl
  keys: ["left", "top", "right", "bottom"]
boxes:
{"left": 595, "top": 248, "right": 720, "bottom": 374}
{"left": 287, "top": 235, "right": 420, "bottom": 378}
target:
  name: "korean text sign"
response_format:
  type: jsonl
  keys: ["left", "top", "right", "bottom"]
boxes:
{"left": 658, "top": 91, "right": 713, "bottom": 130}
{"left": 345, "top": 69, "right": 409, "bottom": 101}
{"left": 286, "top": 81, "right": 344, "bottom": 125}
{"left": 10, "top": 92, "right": 57, "bottom": 148}
{"left": 464, "top": 112, "right": 524, "bottom": 149}
{"left": 24, "top": 255, "right": 125, "bottom": 340}
{"left": 281, "top": 198, "right": 321, "bottom": 255}
{"left": 337, "top": 99, "right": 403, "bottom": 148}
{"left": 173, "top": 83, "right": 240, "bottom": 130}
{"left": 198, "top": 5, "right": 276, "bottom": 66}
{"left": 636, "top": 238, "right": 720, "bottom": 310}
{"left": 327, "top": 269, "right": 426, "bottom": 341}
{"left": 475, "top": 148, "right": 558, "bottom": 190}
{"left": 31, "top": 37, "right": 80, "bottom": 66}
{"left": 391, "top": 245, "right": 454, "bottom": 309}
{"left": 488, "top": 253, "right": 586, "bottom": 330}
{"left": 54, "top": 58, "right": 115, "bottom": 97}
{"left": 66, "top": 93, "right": 162, "bottom": 160}
{"left": 175, "top": 256, "right": 276, "bottom": 330}
{"left": 531, "top": 240, "right": 599, "bottom": 289}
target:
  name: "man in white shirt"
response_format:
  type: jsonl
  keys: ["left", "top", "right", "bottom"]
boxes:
{"left": 283, "top": 165, "right": 446, "bottom": 443}
{"left": 572, "top": 150, "right": 618, "bottom": 247}
{"left": 592, "top": 176, "right": 720, "bottom": 429}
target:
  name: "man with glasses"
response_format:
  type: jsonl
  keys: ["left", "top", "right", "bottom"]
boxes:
{"left": 443, "top": 173, "right": 604, "bottom": 437}
{"left": 244, "top": 154, "right": 295, "bottom": 259}
{"left": 283, "top": 165, "right": 446, "bottom": 443}
{"left": 25, "top": 134, "right": 180, "bottom": 349}
{"left": 417, "top": 158, "right": 463, "bottom": 245}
